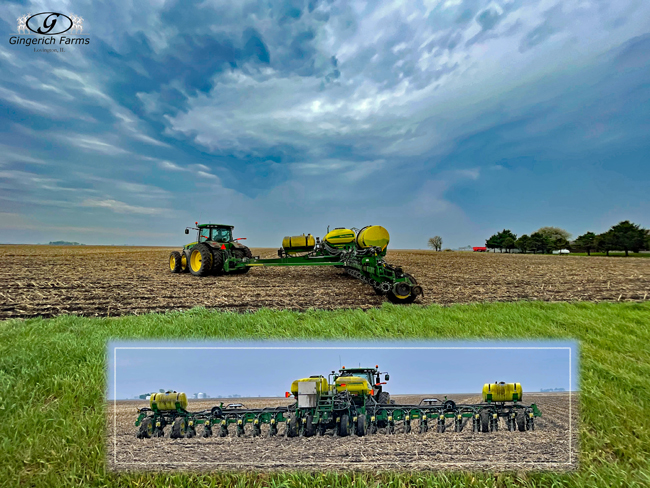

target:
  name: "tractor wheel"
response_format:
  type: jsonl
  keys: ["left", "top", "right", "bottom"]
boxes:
{"left": 287, "top": 417, "right": 298, "bottom": 438}
{"left": 339, "top": 414, "right": 350, "bottom": 437}
{"left": 479, "top": 410, "right": 490, "bottom": 433}
{"left": 377, "top": 392, "right": 391, "bottom": 405}
{"left": 437, "top": 420, "right": 446, "bottom": 433}
{"left": 180, "top": 251, "right": 190, "bottom": 272}
{"left": 137, "top": 417, "right": 153, "bottom": 438}
{"left": 170, "top": 417, "right": 186, "bottom": 439}
{"left": 356, "top": 414, "right": 367, "bottom": 437}
{"left": 186, "top": 426, "right": 196, "bottom": 438}
{"left": 232, "top": 248, "right": 252, "bottom": 274}
{"left": 169, "top": 251, "right": 183, "bottom": 273}
{"left": 516, "top": 411, "right": 526, "bottom": 432}
{"left": 304, "top": 415, "right": 316, "bottom": 437}
{"left": 189, "top": 244, "right": 213, "bottom": 276}
{"left": 387, "top": 290, "right": 417, "bottom": 304}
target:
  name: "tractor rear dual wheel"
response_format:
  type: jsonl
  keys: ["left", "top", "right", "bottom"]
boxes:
{"left": 189, "top": 244, "right": 222, "bottom": 276}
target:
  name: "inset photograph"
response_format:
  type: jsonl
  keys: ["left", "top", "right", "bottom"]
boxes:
{"left": 107, "top": 340, "right": 578, "bottom": 472}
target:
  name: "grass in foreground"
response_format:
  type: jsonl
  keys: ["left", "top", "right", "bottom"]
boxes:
{"left": 1, "top": 302, "right": 649, "bottom": 488}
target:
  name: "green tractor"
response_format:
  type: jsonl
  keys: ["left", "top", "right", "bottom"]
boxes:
{"left": 334, "top": 366, "right": 392, "bottom": 405}
{"left": 168, "top": 223, "right": 252, "bottom": 276}
{"left": 168, "top": 221, "right": 424, "bottom": 304}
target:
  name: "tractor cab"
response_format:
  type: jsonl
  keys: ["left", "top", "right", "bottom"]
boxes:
{"left": 187, "top": 224, "right": 234, "bottom": 244}
{"left": 334, "top": 366, "right": 390, "bottom": 403}
{"left": 197, "top": 224, "right": 234, "bottom": 244}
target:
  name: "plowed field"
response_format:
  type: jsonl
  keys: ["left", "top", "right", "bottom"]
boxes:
{"left": 108, "top": 393, "right": 577, "bottom": 472}
{"left": 1, "top": 245, "right": 647, "bottom": 318}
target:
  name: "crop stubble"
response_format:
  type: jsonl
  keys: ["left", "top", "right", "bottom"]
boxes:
{"left": 0, "top": 245, "right": 648, "bottom": 318}
{"left": 108, "top": 393, "right": 577, "bottom": 472}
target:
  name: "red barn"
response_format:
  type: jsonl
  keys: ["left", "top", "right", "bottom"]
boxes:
{"left": 473, "top": 247, "right": 487, "bottom": 252}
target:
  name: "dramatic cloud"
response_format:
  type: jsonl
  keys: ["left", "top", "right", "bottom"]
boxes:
{"left": 0, "top": 0, "right": 648, "bottom": 246}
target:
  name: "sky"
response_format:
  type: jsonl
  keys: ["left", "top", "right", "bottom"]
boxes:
{"left": 107, "top": 339, "right": 578, "bottom": 399}
{"left": 1, "top": 1, "right": 649, "bottom": 248}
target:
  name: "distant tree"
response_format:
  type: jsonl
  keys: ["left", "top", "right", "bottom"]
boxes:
{"left": 534, "top": 227, "right": 571, "bottom": 251}
{"left": 574, "top": 232, "right": 597, "bottom": 256}
{"left": 609, "top": 220, "right": 647, "bottom": 256}
{"left": 486, "top": 229, "right": 517, "bottom": 253}
{"left": 553, "top": 237, "right": 569, "bottom": 252}
{"left": 428, "top": 236, "right": 443, "bottom": 251}
{"left": 503, "top": 236, "right": 516, "bottom": 253}
{"left": 595, "top": 230, "right": 616, "bottom": 256}
{"left": 535, "top": 226, "right": 572, "bottom": 241}
{"left": 530, "top": 232, "right": 552, "bottom": 254}
{"left": 486, "top": 234, "right": 500, "bottom": 253}
{"left": 515, "top": 235, "right": 531, "bottom": 253}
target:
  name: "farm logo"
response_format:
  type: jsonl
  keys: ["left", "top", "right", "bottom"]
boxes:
{"left": 9, "top": 12, "right": 90, "bottom": 52}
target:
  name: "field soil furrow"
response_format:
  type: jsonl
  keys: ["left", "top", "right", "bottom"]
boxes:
{"left": 1, "top": 245, "right": 648, "bottom": 318}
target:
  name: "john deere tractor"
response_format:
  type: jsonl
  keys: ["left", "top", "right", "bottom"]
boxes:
{"left": 334, "top": 366, "right": 392, "bottom": 405}
{"left": 169, "top": 223, "right": 252, "bottom": 276}
{"left": 168, "top": 221, "right": 424, "bottom": 304}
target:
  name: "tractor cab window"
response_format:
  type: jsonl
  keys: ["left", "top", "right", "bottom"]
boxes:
{"left": 211, "top": 228, "right": 232, "bottom": 243}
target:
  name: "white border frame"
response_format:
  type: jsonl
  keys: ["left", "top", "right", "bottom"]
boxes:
{"left": 112, "top": 346, "right": 574, "bottom": 468}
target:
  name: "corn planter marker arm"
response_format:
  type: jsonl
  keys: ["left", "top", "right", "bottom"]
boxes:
{"left": 135, "top": 379, "right": 541, "bottom": 439}
{"left": 169, "top": 223, "right": 424, "bottom": 304}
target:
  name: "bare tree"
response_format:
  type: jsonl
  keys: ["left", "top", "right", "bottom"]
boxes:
{"left": 428, "top": 236, "right": 442, "bottom": 251}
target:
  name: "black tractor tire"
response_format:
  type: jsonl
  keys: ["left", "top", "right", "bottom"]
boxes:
{"left": 185, "top": 427, "right": 196, "bottom": 438}
{"left": 170, "top": 417, "right": 186, "bottom": 439}
{"left": 202, "top": 425, "right": 213, "bottom": 438}
{"left": 387, "top": 290, "right": 417, "bottom": 304}
{"left": 287, "top": 417, "right": 298, "bottom": 438}
{"left": 377, "top": 392, "right": 391, "bottom": 405}
{"left": 356, "top": 414, "right": 367, "bottom": 437}
{"left": 232, "top": 248, "right": 252, "bottom": 274}
{"left": 189, "top": 244, "right": 213, "bottom": 276}
{"left": 137, "top": 417, "right": 153, "bottom": 438}
{"left": 339, "top": 414, "right": 351, "bottom": 437}
{"left": 304, "top": 415, "right": 315, "bottom": 437}
{"left": 516, "top": 411, "right": 526, "bottom": 432}
{"left": 479, "top": 410, "right": 491, "bottom": 433}
{"left": 169, "top": 251, "right": 183, "bottom": 273}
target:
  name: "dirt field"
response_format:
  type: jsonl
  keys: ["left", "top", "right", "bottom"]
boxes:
{"left": 0, "top": 245, "right": 647, "bottom": 319}
{"left": 107, "top": 393, "right": 577, "bottom": 472}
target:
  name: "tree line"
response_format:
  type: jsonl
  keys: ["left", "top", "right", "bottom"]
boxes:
{"left": 485, "top": 221, "right": 649, "bottom": 256}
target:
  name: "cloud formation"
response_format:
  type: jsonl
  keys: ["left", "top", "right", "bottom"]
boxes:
{"left": 0, "top": 0, "right": 648, "bottom": 246}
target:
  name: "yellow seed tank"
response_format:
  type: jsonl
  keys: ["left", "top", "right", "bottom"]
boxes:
{"left": 335, "top": 375, "right": 372, "bottom": 396}
{"left": 482, "top": 382, "right": 523, "bottom": 402}
{"left": 290, "top": 376, "right": 329, "bottom": 396}
{"left": 282, "top": 234, "right": 315, "bottom": 253}
{"left": 324, "top": 228, "right": 356, "bottom": 247}
{"left": 356, "top": 226, "right": 390, "bottom": 249}
{"left": 150, "top": 391, "right": 188, "bottom": 411}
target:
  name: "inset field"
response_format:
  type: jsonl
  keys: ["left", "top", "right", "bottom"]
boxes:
{"left": 108, "top": 393, "right": 577, "bottom": 472}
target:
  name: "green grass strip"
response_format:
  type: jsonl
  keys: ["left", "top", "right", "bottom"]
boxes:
{"left": 1, "top": 301, "right": 649, "bottom": 487}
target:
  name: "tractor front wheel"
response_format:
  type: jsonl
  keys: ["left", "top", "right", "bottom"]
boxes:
{"left": 377, "top": 392, "right": 391, "bottom": 405}
{"left": 169, "top": 251, "right": 183, "bottom": 273}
